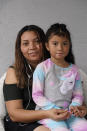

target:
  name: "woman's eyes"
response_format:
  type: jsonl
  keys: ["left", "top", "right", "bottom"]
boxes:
{"left": 34, "top": 39, "right": 40, "bottom": 44}
{"left": 23, "top": 42, "right": 28, "bottom": 46}
{"left": 22, "top": 39, "right": 40, "bottom": 46}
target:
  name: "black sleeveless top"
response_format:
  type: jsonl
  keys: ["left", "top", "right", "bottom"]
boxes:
{"left": 3, "top": 66, "right": 36, "bottom": 110}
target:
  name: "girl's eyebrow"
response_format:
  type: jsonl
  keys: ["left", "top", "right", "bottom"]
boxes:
{"left": 63, "top": 40, "right": 69, "bottom": 42}
{"left": 50, "top": 40, "right": 69, "bottom": 43}
{"left": 50, "top": 40, "right": 58, "bottom": 42}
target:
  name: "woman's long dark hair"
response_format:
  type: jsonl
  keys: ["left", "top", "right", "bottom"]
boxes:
{"left": 15, "top": 25, "right": 50, "bottom": 88}
{"left": 46, "top": 23, "right": 75, "bottom": 64}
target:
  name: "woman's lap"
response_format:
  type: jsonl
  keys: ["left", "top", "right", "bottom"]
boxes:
{"left": 4, "top": 116, "right": 41, "bottom": 131}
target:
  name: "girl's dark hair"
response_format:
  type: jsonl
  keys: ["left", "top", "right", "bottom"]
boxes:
{"left": 15, "top": 25, "right": 50, "bottom": 88}
{"left": 46, "top": 23, "right": 75, "bottom": 64}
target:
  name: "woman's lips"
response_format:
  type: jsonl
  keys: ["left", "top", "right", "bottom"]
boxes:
{"left": 28, "top": 52, "right": 37, "bottom": 56}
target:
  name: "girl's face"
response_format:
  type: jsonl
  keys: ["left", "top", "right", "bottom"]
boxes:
{"left": 46, "top": 35, "right": 70, "bottom": 62}
{"left": 21, "top": 31, "right": 43, "bottom": 66}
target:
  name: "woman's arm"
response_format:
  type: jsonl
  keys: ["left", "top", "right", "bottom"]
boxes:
{"left": 4, "top": 67, "right": 48, "bottom": 122}
{"left": 5, "top": 99, "right": 48, "bottom": 122}
{"left": 6, "top": 99, "right": 70, "bottom": 122}
{"left": 4, "top": 67, "right": 69, "bottom": 122}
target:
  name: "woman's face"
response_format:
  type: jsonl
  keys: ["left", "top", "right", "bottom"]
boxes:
{"left": 21, "top": 31, "right": 43, "bottom": 66}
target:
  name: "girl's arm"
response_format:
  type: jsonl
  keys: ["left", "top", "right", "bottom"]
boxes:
{"left": 32, "top": 65, "right": 71, "bottom": 119}
{"left": 32, "top": 64, "right": 56, "bottom": 110}
{"left": 70, "top": 71, "right": 83, "bottom": 107}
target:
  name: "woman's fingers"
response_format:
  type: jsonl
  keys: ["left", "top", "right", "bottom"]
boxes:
{"left": 48, "top": 108, "right": 70, "bottom": 121}
{"left": 56, "top": 110, "right": 70, "bottom": 120}
{"left": 56, "top": 109, "right": 67, "bottom": 113}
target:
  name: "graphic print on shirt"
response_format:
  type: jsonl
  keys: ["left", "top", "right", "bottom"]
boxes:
{"left": 60, "top": 72, "right": 76, "bottom": 95}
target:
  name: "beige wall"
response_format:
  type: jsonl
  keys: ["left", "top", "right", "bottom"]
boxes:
{"left": 0, "top": 0, "right": 87, "bottom": 76}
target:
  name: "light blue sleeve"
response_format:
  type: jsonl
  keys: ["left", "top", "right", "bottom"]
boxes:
{"left": 70, "top": 71, "right": 83, "bottom": 107}
{"left": 32, "top": 64, "right": 56, "bottom": 110}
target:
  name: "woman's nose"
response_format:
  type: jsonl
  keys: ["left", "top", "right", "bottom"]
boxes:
{"left": 29, "top": 42, "right": 36, "bottom": 49}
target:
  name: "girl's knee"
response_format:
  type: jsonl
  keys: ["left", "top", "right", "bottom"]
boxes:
{"left": 72, "top": 119, "right": 87, "bottom": 131}
{"left": 54, "top": 127, "right": 69, "bottom": 131}
{"left": 34, "top": 125, "right": 50, "bottom": 131}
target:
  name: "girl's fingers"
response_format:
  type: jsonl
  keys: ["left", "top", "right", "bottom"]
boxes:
{"left": 77, "top": 106, "right": 87, "bottom": 117}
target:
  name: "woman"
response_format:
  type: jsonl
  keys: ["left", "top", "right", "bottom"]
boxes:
{"left": 3, "top": 25, "right": 69, "bottom": 131}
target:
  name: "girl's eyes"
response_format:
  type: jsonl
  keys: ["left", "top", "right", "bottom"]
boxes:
{"left": 52, "top": 42, "right": 69, "bottom": 46}
{"left": 52, "top": 42, "right": 58, "bottom": 45}
{"left": 63, "top": 42, "right": 69, "bottom": 45}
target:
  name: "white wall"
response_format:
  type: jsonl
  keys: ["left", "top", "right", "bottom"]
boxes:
{"left": 0, "top": 0, "right": 87, "bottom": 77}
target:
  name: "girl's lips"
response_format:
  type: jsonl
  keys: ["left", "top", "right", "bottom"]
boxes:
{"left": 56, "top": 53, "right": 63, "bottom": 55}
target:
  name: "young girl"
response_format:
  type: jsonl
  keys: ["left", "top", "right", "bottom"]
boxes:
{"left": 32, "top": 23, "right": 87, "bottom": 131}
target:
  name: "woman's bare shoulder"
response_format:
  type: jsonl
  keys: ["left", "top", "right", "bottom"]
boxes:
{"left": 5, "top": 67, "right": 18, "bottom": 84}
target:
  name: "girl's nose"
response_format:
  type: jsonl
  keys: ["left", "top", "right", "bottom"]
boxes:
{"left": 57, "top": 43, "right": 63, "bottom": 50}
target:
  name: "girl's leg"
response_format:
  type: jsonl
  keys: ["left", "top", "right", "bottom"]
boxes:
{"left": 34, "top": 125, "right": 70, "bottom": 131}
{"left": 67, "top": 115, "right": 87, "bottom": 131}
{"left": 38, "top": 118, "right": 69, "bottom": 131}
{"left": 34, "top": 125, "right": 50, "bottom": 131}
{"left": 53, "top": 127, "right": 70, "bottom": 131}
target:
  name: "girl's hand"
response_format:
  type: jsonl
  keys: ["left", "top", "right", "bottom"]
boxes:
{"left": 46, "top": 108, "right": 70, "bottom": 121}
{"left": 77, "top": 106, "right": 87, "bottom": 117}
{"left": 70, "top": 106, "right": 80, "bottom": 117}
{"left": 70, "top": 106, "right": 87, "bottom": 117}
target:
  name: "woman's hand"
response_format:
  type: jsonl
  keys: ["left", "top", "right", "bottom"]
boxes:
{"left": 46, "top": 108, "right": 71, "bottom": 121}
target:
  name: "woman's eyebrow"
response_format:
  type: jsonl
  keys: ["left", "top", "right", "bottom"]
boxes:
{"left": 33, "top": 37, "right": 39, "bottom": 40}
{"left": 22, "top": 40, "right": 28, "bottom": 41}
{"left": 21, "top": 37, "right": 39, "bottom": 41}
